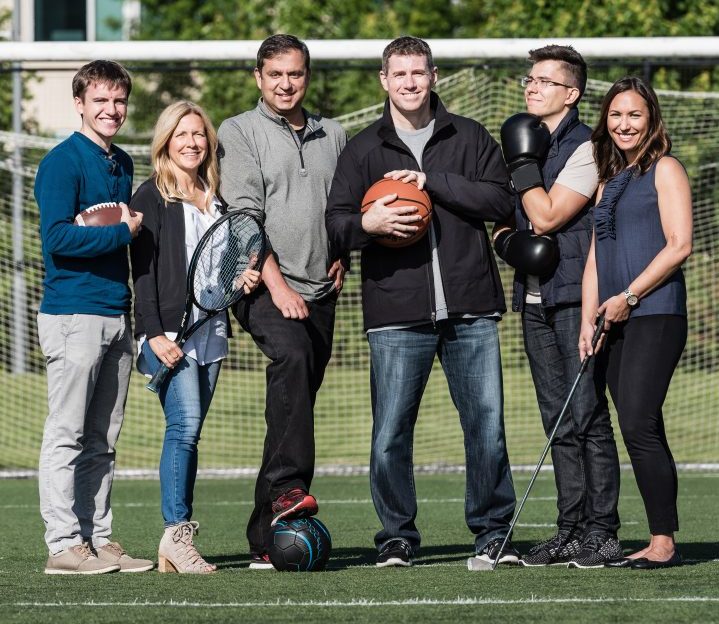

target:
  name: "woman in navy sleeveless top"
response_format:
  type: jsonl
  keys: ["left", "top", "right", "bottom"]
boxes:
{"left": 580, "top": 77, "right": 692, "bottom": 569}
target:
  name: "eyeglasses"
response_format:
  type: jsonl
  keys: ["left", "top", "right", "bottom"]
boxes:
{"left": 521, "top": 76, "right": 576, "bottom": 90}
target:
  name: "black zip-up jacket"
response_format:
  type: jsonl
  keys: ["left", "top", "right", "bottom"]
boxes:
{"left": 325, "top": 93, "right": 513, "bottom": 330}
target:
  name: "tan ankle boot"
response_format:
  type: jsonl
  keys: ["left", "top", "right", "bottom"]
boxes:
{"left": 157, "top": 521, "right": 216, "bottom": 574}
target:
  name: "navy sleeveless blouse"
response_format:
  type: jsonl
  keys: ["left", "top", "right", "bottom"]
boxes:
{"left": 595, "top": 160, "right": 687, "bottom": 318}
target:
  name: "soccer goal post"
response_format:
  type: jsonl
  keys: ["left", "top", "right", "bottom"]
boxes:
{"left": 1, "top": 39, "right": 718, "bottom": 476}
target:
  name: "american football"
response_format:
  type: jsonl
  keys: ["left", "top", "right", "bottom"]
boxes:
{"left": 74, "top": 202, "right": 135, "bottom": 226}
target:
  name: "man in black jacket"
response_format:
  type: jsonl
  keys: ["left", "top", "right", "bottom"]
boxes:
{"left": 326, "top": 36, "right": 517, "bottom": 568}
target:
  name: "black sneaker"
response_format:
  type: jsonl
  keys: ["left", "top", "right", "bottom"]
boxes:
{"left": 376, "top": 539, "right": 413, "bottom": 568}
{"left": 520, "top": 529, "right": 582, "bottom": 567}
{"left": 473, "top": 537, "right": 520, "bottom": 566}
{"left": 568, "top": 532, "right": 623, "bottom": 569}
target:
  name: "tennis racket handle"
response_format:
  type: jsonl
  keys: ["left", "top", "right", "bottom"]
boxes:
{"left": 146, "top": 363, "right": 172, "bottom": 394}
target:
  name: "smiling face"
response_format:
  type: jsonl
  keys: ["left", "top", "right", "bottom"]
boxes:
{"left": 167, "top": 113, "right": 208, "bottom": 176}
{"left": 380, "top": 54, "right": 437, "bottom": 124}
{"left": 74, "top": 81, "right": 128, "bottom": 150}
{"left": 254, "top": 49, "right": 309, "bottom": 122}
{"left": 524, "top": 60, "right": 579, "bottom": 131}
{"left": 607, "top": 90, "right": 650, "bottom": 163}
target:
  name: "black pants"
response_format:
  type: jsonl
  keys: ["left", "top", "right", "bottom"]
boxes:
{"left": 234, "top": 287, "right": 336, "bottom": 553}
{"left": 523, "top": 303, "right": 620, "bottom": 536}
{"left": 604, "top": 314, "right": 686, "bottom": 535}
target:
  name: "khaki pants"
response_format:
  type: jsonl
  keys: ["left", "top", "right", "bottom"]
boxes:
{"left": 37, "top": 312, "right": 132, "bottom": 554}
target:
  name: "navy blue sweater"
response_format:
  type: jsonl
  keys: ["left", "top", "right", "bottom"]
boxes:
{"left": 35, "top": 132, "right": 134, "bottom": 315}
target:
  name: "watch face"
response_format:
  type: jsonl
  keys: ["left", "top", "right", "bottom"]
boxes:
{"left": 627, "top": 294, "right": 638, "bottom": 306}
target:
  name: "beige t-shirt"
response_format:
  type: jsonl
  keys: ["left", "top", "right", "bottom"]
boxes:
{"left": 525, "top": 141, "right": 598, "bottom": 303}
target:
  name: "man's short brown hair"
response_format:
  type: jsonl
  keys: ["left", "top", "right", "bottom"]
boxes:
{"left": 382, "top": 36, "right": 434, "bottom": 74}
{"left": 72, "top": 60, "right": 132, "bottom": 100}
{"left": 528, "top": 45, "right": 587, "bottom": 99}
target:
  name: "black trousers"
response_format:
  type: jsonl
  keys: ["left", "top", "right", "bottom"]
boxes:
{"left": 234, "top": 286, "right": 336, "bottom": 553}
{"left": 603, "top": 314, "right": 687, "bottom": 535}
{"left": 523, "top": 303, "right": 620, "bottom": 536}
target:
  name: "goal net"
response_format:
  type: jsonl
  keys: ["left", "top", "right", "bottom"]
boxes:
{"left": 1, "top": 61, "right": 717, "bottom": 475}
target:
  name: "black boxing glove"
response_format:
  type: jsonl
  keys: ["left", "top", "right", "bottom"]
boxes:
{"left": 500, "top": 113, "right": 551, "bottom": 193}
{"left": 493, "top": 229, "right": 559, "bottom": 277}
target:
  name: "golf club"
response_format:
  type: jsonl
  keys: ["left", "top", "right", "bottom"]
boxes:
{"left": 468, "top": 313, "right": 607, "bottom": 572}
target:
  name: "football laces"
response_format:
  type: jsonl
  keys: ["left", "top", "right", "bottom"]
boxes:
{"left": 84, "top": 202, "right": 118, "bottom": 212}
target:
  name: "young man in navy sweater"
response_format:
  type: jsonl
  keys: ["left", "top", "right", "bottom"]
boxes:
{"left": 35, "top": 60, "right": 151, "bottom": 574}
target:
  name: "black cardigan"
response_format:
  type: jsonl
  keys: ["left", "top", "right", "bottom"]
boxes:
{"left": 129, "top": 177, "right": 229, "bottom": 340}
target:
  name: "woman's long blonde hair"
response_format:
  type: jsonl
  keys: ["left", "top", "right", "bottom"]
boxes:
{"left": 151, "top": 101, "right": 219, "bottom": 208}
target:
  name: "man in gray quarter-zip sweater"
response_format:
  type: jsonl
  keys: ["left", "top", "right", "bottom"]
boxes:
{"left": 218, "top": 34, "right": 347, "bottom": 568}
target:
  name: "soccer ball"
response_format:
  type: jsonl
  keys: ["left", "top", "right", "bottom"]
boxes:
{"left": 268, "top": 517, "right": 332, "bottom": 572}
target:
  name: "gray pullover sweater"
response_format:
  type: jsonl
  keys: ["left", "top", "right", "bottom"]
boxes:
{"left": 218, "top": 99, "right": 347, "bottom": 301}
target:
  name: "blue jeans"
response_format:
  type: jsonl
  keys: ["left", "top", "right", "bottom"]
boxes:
{"left": 522, "top": 303, "right": 620, "bottom": 535}
{"left": 367, "top": 318, "right": 516, "bottom": 553}
{"left": 140, "top": 341, "right": 221, "bottom": 526}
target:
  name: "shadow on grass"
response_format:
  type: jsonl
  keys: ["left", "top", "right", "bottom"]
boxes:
{"left": 210, "top": 542, "right": 542, "bottom": 571}
{"left": 621, "top": 540, "right": 719, "bottom": 565}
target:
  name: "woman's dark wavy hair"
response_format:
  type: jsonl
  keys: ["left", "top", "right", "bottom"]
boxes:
{"left": 592, "top": 76, "right": 671, "bottom": 182}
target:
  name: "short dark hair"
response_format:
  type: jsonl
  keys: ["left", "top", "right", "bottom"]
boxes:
{"left": 382, "top": 36, "right": 434, "bottom": 74}
{"left": 592, "top": 76, "right": 671, "bottom": 181}
{"left": 528, "top": 44, "right": 587, "bottom": 99}
{"left": 256, "top": 34, "right": 311, "bottom": 73}
{"left": 72, "top": 60, "right": 132, "bottom": 100}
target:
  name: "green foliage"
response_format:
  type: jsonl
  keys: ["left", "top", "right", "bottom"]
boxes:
{"left": 129, "top": 0, "right": 719, "bottom": 133}
{"left": 0, "top": 9, "right": 39, "bottom": 132}
{"left": 0, "top": 8, "right": 13, "bottom": 131}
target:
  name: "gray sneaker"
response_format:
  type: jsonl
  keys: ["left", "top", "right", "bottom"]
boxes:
{"left": 568, "top": 532, "right": 623, "bottom": 569}
{"left": 94, "top": 542, "right": 155, "bottom": 572}
{"left": 45, "top": 543, "right": 120, "bottom": 575}
{"left": 520, "top": 529, "right": 582, "bottom": 567}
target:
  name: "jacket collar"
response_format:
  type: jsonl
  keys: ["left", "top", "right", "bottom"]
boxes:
{"left": 255, "top": 98, "right": 323, "bottom": 134}
{"left": 378, "top": 91, "right": 453, "bottom": 143}
{"left": 547, "top": 107, "right": 581, "bottom": 157}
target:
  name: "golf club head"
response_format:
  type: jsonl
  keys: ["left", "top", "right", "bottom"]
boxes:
{"left": 467, "top": 556, "right": 495, "bottom": 571}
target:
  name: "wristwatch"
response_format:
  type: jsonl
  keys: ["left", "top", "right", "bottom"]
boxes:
{"left": 623, "top": 289, "right": 639, "bottom": 307}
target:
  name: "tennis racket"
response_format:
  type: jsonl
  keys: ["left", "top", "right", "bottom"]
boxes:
{"left": 145, "top": 211, "right": 265, "bottom": 393}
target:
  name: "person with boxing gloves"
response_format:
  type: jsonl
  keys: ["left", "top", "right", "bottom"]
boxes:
{"left": 494, "top": 45, "right": 622, "bottom": 569}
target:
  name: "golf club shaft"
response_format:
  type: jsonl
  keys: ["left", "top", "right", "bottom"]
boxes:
{"left": 491, "top": 313, "right": 607, "bottom": 570}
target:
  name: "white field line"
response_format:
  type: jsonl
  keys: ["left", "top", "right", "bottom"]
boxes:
{"left": 3, "top": 597, "right": 719, "bottom": 608}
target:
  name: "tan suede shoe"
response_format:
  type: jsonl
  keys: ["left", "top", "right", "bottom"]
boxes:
{"left": 158, "top": 521, "right": 216, "bottom": 574}
{"left": 95, "top": 542, "right": 155, "bottom": 572}
{"left": 45, "top": 543, "right": 120, "bottom": 575}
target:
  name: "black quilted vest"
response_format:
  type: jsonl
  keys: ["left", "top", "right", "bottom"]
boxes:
{"left": 511, "top": 108, "right": 594, "bottom": 312}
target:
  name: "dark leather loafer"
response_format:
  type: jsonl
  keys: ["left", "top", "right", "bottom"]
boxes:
{"left": 631, "top": 551, "right": 682, "bottom": 570}
{"left": 605, "top": 557, "right": 633, "bottom": 568}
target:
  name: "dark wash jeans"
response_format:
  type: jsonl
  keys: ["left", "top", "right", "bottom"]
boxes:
{"left": 367, "top": 318, "right": 516, "bottom": 553}
{"left": 234, "top": 287, "right": 336, "bottom": 554}
{"left": 522, "top": 303, "right": 620, "bottom": 536}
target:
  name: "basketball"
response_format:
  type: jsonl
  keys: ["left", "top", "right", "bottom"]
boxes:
{"left": 74, "top": 202, "right": 135, "bottom": 226}
{"left": 361, "top": 178, "right": 432, "bottom": 248}
{"left": 268, "top": 517, "right": 332, "bottom": 572}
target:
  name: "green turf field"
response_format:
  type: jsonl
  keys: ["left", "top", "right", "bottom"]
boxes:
{"left": 0, "top": 472, "right": 717, "bottom": 623}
